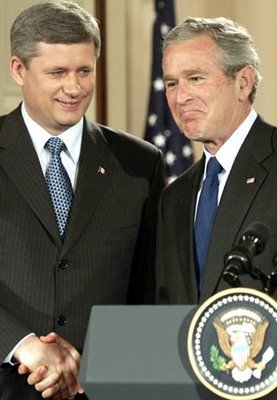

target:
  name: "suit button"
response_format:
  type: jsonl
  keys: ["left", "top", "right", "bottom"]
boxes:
{"left": 57, "top": 315, "right": 68, "bottom": 326}
{"left": 59, "top": 259, "right": 69, "bottom": 269}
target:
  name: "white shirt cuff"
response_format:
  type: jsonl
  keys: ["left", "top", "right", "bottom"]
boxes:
{"left": 3, "top": 333, "right": 35, "bottom": 365}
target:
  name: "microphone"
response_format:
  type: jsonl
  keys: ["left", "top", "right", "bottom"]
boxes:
{"left": 223, "top": 222, "right": 269, "bottom": 287}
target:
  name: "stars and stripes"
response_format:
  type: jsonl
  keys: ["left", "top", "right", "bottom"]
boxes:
{"left": 144, "top": 0, "right": 194, "bottom": 183}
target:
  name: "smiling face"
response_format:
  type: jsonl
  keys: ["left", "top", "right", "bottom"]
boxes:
{"left": 10, "top": 41, "right": 97, "bottom": 135}
{"left": 163, "top": 34, "right": 254, "bottom": 153}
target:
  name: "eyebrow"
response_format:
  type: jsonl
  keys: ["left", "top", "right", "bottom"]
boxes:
{"left": 43, "top": 65, "right": 94, "bottom": 72}
{"left": 163, "top": 69, "right": 205, "bottom": 81}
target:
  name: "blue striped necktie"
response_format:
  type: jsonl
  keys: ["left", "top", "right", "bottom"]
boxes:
{"left": 45, "top": 137, "right": 73, "bottom": 239}
{"left": 194, "top": 157, "right": 222, "bottom": 287}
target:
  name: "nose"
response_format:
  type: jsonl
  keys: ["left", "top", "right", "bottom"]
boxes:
{"left": 176, "top": 81, "right": 192, "bottom": 104}
{"left": 63, "top": 74, "right": 81, "bottom": 97}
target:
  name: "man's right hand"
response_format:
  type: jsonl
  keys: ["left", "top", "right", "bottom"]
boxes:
{"left": 15, "top": 335, "right": 80, "bottom": 399}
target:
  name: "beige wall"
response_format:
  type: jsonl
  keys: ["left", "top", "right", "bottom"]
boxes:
{"left": 1, "top": 0, "right": 277, "bottom": 159}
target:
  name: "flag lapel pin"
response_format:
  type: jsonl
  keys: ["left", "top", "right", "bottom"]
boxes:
{"left": 97, "top": 166, "right": 106, "bottom": 175}
{"left": 246, "top": 177, "right": 256, "bottom": 184}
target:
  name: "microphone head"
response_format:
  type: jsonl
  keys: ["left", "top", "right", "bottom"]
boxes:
{"left": 223, "top": 222, "right": 270, "bottom": 289}
{"left": 239, "top": 222, "right": 269, "bottom": 255}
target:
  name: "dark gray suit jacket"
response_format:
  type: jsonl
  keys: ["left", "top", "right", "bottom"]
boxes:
{"left": 0, "top": 105, "right": 164, "bottom": 399}
{"left": 156, "top": 115, "right": 277, "bottom": 305}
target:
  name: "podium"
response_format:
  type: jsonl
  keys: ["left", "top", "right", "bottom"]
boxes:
{"left": 77, "top": 220, "right": 277, "bottom": 399}
{"left": 79, "top": 305, "right": 222, "bottom": 399}
{"left": 80, "top": 304, "right": 276, "bottom": 400}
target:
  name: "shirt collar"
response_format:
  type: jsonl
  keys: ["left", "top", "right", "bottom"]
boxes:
{"left": 21, "top": 102, "right": 83, "bottom": 165}
{"left": 204, "top": 109, "right": 257, "bottom": 174}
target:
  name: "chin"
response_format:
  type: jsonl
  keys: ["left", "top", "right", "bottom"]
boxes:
{"left": 183, "top": 130, "right": 201, "bottom": 141}
{"left": 58, "top": 118, "right": 80, "bottom": 128}
{"left": 182, "top": 124, "right": 205, "bottom": 140}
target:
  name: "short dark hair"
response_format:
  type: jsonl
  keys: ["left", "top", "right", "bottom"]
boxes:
{"left": 10, "top": 1, "right": 101, "bottom": 67}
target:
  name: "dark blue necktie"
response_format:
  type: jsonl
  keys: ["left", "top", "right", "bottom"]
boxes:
{"left": 194, "top": 157, "right": 222, "bottom": 287}
{"left": 45, "top": 137, "right": 73, "bottom": 239}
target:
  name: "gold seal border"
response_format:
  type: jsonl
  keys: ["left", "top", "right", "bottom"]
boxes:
{"left": 187, "top": 287, "right": 277, "bottom": 400}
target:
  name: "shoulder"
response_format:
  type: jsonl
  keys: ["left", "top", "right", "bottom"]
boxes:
{"left": 249, "top": 114, "right": 277, "bottom": 140}
{"left": 94, "top": 122, "right": 161, "bottom": 155}
{"left": 0, "top": 106, "right": 24, "bottom": 142}
{"left": 0, "top": 105, "right": 23, "bottom": 126}
{"left": 0, "top": 110, "right": 14, "bottom": 130}
{"left": 0, "top": 115, "right": 5, "bottom": 130}
{"left": 159, "top": 159, "right": 202, "bottom": 207}
{"left": 243, "top": 114, "right": 277, "bottom": 157}
{"left": 166, "top": 158, "right": 202, "bottom": 191}
{"left": 253, "top": 114, "right": 277, "bottom": 131}
{"left": 85, "top": 120, "right": 164, "bottom": 173}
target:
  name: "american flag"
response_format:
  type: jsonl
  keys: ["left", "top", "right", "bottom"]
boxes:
{"left": 144, "top": 0, "right": 194, "bottom": 183}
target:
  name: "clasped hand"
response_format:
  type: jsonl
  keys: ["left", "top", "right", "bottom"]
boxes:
{"left": 15, "top": 332, "right": 84, "bottom": 399}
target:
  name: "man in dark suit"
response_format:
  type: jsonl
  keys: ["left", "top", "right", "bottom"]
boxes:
{"left": 0, "top": 2, "right": 164, "bottom": 399}
{"left": 156, "top": 17, "right": 277, "bottom": 305}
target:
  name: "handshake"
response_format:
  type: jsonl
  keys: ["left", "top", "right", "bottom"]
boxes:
{"left": 15, "top": 332, "right": 84, "bottom": 400}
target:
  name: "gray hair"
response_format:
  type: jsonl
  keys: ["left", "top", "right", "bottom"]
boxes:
{"left": 10, "top": 1, "right": 101, "bottom": 67}
{"left": 163, "top": 17, "right": 261, "bottom": 104}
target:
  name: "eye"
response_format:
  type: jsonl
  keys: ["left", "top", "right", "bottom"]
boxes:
{"left": 78, "top": 68, "right": 93, "bottom": 76}
{"left": 49, "top": 70, "right": 65, "bottom": 77}
{"left": 189, "top": 75, "right": 204, "bottom": 83}
{"left": 164, "top": 80, "right": 177, "bottom": 90}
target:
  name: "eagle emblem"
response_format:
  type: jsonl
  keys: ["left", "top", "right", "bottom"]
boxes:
{"left": 211, "top": 307, "right": 274, "bottom": 383}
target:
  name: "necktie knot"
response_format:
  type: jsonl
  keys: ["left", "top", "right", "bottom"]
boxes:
{"left": 45, "top": 137, "right": 66, "bottom": 156}
{"left": 206, "top": 157, "right": 222, "bottom": 179}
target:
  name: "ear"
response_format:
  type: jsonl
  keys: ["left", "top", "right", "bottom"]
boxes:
{"left": 10, "top": 56, "right": 27, "bottom": 86}
{"left": 236, "top": 65, "right": 255, "bottom": 102}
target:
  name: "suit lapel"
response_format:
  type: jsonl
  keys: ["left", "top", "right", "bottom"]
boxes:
{"left": 63, "top": 121, "right": 116, "bottom": 253}
{"left": 0, "top": 108, "right": 61, "bottom": 244}
{"left": 200, "top": 116, "right": 274, "bottom": 301}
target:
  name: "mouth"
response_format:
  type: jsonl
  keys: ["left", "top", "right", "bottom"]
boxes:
{"left": 56, "top": 99, "right": 81, "bottom": 109}
{"left": 180, "top": 109, "right": 203, "bottom": 117}
{"left": 179, "top": 109, "right": 205, "bottom": 124}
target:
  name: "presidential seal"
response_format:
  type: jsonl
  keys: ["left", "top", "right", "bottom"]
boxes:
{"left": 187, "top": 288, "right": 277, "bottom": 399}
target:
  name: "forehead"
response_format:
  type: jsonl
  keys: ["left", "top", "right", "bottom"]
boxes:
{"left": 35, "top": 41, "right": 96, "bottom": 59}
{"left": 163, "top": 34, "right": 222, "bottom": 71}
